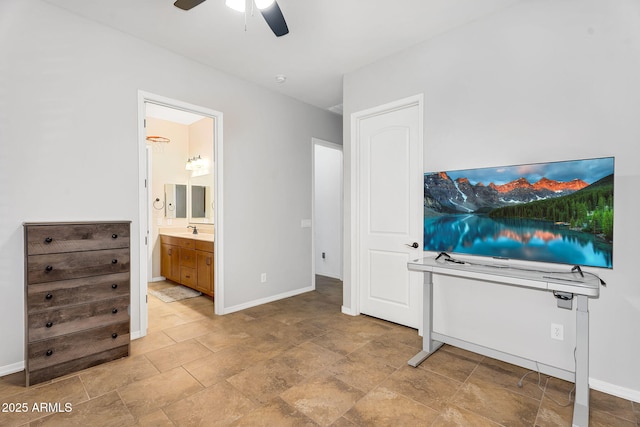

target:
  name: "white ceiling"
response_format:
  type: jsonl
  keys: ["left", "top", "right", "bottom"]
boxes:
{"left": 44, "top": 0, "right": 521, "bottom": 114}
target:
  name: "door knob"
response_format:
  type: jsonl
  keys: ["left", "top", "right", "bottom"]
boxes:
{"left": 406, "top": 242, "right": 419, "bottom": 249}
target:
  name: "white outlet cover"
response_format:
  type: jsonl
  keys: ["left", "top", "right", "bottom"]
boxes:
{"left": 551, "top": 323, "right": 564, "bottom": 341}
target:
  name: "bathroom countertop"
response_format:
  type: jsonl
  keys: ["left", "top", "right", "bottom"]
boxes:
{"left": 159, "top": 230, "right": 214, "bottom": 242}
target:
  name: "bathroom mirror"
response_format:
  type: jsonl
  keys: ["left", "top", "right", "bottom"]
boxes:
{"left": 189, "top": 174, "right": 214, "bottom": 224}
{"left": 164, "top": 183, "right": 187, "bottom": 219}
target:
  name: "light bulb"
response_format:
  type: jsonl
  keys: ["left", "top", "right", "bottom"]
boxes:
{"left": 225, "top": 0, "right": 245, "bottom": 13}
{"left": 254, "top": 0, "right": 275, "bottom": 10}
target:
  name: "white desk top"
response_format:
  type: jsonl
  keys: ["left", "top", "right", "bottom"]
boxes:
{"left": 408, "top": 256, "right": 600, "bottom": 297}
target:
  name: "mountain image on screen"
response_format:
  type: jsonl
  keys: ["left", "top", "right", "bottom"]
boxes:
{"left": 423, "top": 157, "right": 614, "bottom": 268}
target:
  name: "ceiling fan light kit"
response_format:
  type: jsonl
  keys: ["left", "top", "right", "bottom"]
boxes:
{"left": 224, "top": 0, "right": 245, "bottom": 12}
{"left": 174, "top": 0, "right": 289, "bottom": 37}
{"left": 254, "top": 0, "right": 275, "bottom": 10}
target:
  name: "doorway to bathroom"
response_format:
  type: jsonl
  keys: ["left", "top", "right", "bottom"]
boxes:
{"left": 137, "top": 91, "right": 224, "bottom": 338}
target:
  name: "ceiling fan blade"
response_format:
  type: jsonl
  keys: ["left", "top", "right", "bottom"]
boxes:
{"left": 259, "top": 1, "right": 289, "bottom": 37}
{"left": 173, "top": 0, "right": 207, "bottom": 11}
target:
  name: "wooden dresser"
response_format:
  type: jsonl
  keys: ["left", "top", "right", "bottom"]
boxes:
{"left": 23, "top": 221, "right": 131, "bottom": 386}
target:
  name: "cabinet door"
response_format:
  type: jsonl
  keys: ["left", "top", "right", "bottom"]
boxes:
{"left": 196, "top": 251, "right": 214, "bottom": 296}
{"left": 161, "top": 244, "right": 180, "bottom": 282}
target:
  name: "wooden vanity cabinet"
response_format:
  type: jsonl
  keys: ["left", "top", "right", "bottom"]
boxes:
{"left": 160, "top": 239, "right": 180, "bottom": 283}
{"left": 24, "top": 221, "right": 131, "bottom": 386}
{"left": 195, "top": 241, "right": 214, "bottom": 296}
{"left": 160, "top": 234, "right": 214, "bottom": 297}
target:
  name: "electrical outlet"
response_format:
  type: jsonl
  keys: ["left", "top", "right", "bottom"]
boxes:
{"left": 261, "top": 273, "right": 267, "bottom": 283}
{"left": 551, "top": 323, "right": 564, "bottom": 341}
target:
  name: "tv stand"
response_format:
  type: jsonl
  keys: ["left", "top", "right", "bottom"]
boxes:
{"left": 407, "top": 256, "right": 601, "bottom": 427}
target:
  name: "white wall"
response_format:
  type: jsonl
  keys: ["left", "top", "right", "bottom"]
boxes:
{"left": 147, "top": 117, "right": 191, "bottom": 279}
{"left": 343, "top": 0, "right": 640, "bottom": 400}
{"left": 0, "top": 0, "right": 341, "bottom": 374}
{"left": 314, "top": 141, "right": 343, "bottom": 279}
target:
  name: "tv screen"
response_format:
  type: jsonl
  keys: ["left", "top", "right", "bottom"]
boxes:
{"left": 423, "top": 157, "right": 614, "bottom": 268}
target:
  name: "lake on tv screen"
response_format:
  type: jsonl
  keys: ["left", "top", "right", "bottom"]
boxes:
{"left": 424, "top": 215, "right": 612, "bottom": 268}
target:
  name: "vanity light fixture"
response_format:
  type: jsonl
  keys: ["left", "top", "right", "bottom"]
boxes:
{"left": 185, "top": 155, "right": 208, "bottom": 171}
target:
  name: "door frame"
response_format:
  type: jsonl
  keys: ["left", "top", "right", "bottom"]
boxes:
{"left": 137, "top": 91, "right": 225, "bottom": 338}
{"left": 347, "top": 94, "right": 424, "bottom": 318}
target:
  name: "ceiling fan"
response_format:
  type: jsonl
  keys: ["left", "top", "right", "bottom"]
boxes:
{"left": 173, "top": 0, "right": 289, "bottom": 37}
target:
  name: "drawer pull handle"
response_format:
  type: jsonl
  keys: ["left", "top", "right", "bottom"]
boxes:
{"left": 45, "top": 293, "right": 53, "bottom": 300}
{"left": 111, "top": 259, "right": 118, "bottom": 264}
{"left": 46, "top": 322, "right": 53, "bottom": 328}
{"left": 111, "top": 333, "right": 118, "bottom": 339}
{"left": 112, "top": 234, "right": 118, "bottom": 239}
{"left": 44, "top": 237, "right": 53, "bottom": 244}
{"left": 111, "top": 284, "right": 118, "bottom": 289}
{"left": 45, "top": 350, "right": 53, "bottom": 357}
{"left": 112, "top": 308, "right": 118, "bottom": 314}
{"left": 45, "top": 265, "right": 53, "bottom": 272}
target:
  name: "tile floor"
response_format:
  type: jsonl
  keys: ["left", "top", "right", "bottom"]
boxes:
{"left": 1, "top": 276, "right": 638, "bottom": 426}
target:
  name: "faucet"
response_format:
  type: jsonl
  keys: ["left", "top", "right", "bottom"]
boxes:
{"left": 187, "top": 225, "right": 198, "bottom": 235}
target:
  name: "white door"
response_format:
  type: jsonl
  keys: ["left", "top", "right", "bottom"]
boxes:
{"left": 356, "top": 98, "right": 423, "bottom": 328}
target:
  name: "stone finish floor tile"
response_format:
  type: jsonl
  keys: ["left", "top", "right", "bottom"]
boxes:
{"left": 230, "top": 397, "right": 318, "bottom": 426}
{"left": 226, "top": 358, "right": 306, "bottom": 404}
{"left": 451, "top": 377, "right": 540, "bottom": 426}
{"left": 344, "top": 386, "right": 440, "bottom": 426}
{"left": 417, "top": 345, "right": 481, "bottom": 383}
{"left": 431, "top": 404, "right": 503, "bottom": 426}
{"left": 163, "top": 381, "right": 257, "bottom": 426}
{"left": 79, "top": 354, "right": 160, "bottom": 398}
{"left": 117, "top": 366, "right": 203, "bottom": 419}
{"left": 280, "top": 372, "right": 365, "bottom": 426}
{"left": 134, "top": 409, "right": 174, "bottom": 426}
{"left": 381, "top": 365, "right": 462, "bottom": 411}
{"left": 0, "top": 376, "right": 88, "bottom": 426}
{"left": 144, "top": 339, "right": 213, "bottom": 372}
{"left": 30, "top": 390, "right": 135, "bottom": 427}
{"left": 2, "top": 276, "right": 637, "bottom": 427}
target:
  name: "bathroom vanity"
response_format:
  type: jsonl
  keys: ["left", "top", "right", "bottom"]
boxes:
{"left": 160, "top": 232, "right": 214, "bottom": 297}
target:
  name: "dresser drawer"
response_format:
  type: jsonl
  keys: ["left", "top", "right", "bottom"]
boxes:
{"left": 28, "top": 295, "right": 130, "bottom": 342}
{"left": 27, "top": 248, "right": 130, "bottom": 284}
{"left": 27, "top": 272, "right": 129, "bottom": 312}
{"left": 28, "top": 321, "right": 130, "bottom": 372}
{"left": 26, "top": 223, "right": 130, "bottom": 255}
{"left": 28, "top": 346, "right": 129, "bottom": 386}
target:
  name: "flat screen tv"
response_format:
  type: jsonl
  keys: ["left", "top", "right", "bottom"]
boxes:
{"left": 423, "top": 157, "right": 614, "bottom": 268}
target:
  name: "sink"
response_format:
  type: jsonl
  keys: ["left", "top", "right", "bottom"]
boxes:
{"left": 161, "top": 231, "right": 214, "bottom": 242}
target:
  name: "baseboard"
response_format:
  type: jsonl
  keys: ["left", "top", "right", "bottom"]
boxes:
{"left": 0, "top": 361, "right": 24, "bottom": 377}
{"left": 590, "top": 378, "right": 640, "bottom": 403}
{"left": 130, "top": 330, "right": 144, "bottom": 340}
{"left": 150, "top": 276, "right": 166, "bottom": 282}
{"left": 223, "top": 285, "right": 315, "bottom": 314}
{"left": 317, "top": 272, "right": 343, "bottom": 280}
{"left": 341, "top": 305, "right": 357, "bottom": 316}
